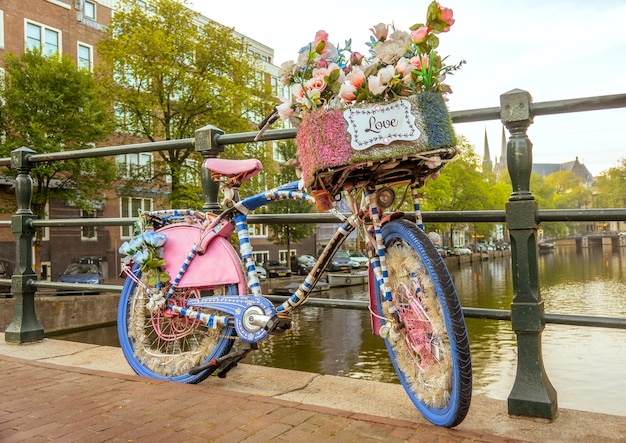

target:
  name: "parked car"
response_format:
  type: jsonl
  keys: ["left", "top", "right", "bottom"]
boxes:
{"left": 292, "top": 254, "right": 316, "bottom": 275}
{"left": 263, "top": 260, "right": 292, "bottom": 278}
{"left": 57, "top": 263, "right": 104, "bottom": 295}
{"left": 328, "top": 250, "right": 353, "bottom": 272}
{"left": 255, "top": 265, "right": 267, "bottom": 280}
{"left": 452, "top": 247, "right": 472, "bottom": 256}
{"left": 349, "top": 251, "right": 368, "bottom": 268}
{"left": 436, "top": 247, "right": 448, "bottom": 257}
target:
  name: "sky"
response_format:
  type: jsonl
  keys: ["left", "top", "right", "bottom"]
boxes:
{"left": 191, "top": 0, "right": 626, "bottom": 177}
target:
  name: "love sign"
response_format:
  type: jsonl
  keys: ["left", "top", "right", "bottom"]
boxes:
{"left": 342, "top": 99, "right": 420, "bottom": 151}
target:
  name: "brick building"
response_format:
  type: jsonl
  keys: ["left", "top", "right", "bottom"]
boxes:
{"left": 0, "top": 0, "right": 317, "bottom": 284}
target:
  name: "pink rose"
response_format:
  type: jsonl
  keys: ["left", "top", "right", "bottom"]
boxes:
{"left": 346, "top": 66, "right": 365, "bottom": 87}
{"left": 312, "top": 67, "right": 330, "bottom": 78}
{"left": 350, "top": 52, "right": 364, "bottom": 65}
{"left": 438, "top": 5, "right": 455, "bottom": 31}
{"left": 338, "top": 83, "right": 357, "bottom": 102}
{"left": 305, "top": 77, "right": 327, "bottom": 93}
{"left": 369, "top": 23, "right": 389, "bottom": 41}
{"left": 411, "top": 26, "right": 429, "bottom": 43}
{"left": 410, "top": 55, "right": 429, "bottom": 70}
{"left": 314, "top": 30, "right": 329, "bottom": 54}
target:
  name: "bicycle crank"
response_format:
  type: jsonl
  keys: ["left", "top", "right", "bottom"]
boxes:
{"left": 186, "top": 295, "right": 277, "bottom": 343}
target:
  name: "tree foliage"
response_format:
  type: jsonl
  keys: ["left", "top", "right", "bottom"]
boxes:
{"left": 96, "top": 0, "right": 275, "bottom": 208}
{"left": 531, "top": 170, "right": 593, "bottom": 238}
{"left": 0, "top": 49, "right": 117, "bottom": 275}
{"left": 265, "top": 140, "right": 316, "bottom": 267}
{"left": 593, "top": 158, "right": 626, "bottom": 208}
{"left": 420, "top": 136, "right": 511, "bottom": 243}
{"left": 0, "top": 49, "right": 116, "bottom": 216}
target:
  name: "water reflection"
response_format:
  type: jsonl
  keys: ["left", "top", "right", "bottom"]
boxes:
{"left": 53, "top": 245, "right": 626, "bottom": 415}
{"left": 245, "top": 285, "right": 397, "bottom": 383}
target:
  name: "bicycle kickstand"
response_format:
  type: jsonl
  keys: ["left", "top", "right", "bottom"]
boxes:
{"left": 189, "top": 343, "right": 258, "bottom": 378}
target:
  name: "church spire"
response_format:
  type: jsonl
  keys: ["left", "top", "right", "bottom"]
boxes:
{"left": 500, "top": 125, "right": 507, "bottom": 169}
{"left": 482, "top": 127, "right": 493, "bottom": 173}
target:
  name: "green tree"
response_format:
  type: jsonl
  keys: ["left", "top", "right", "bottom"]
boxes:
{"left": 265, "top": 140, "right": 316, "bottom": 269}
{"left": 96, "top": 0, "right": 275, "bottom": 208}
{"left": 0, "top": 49, "right": 116, "bottom": 272}
{"left": 531, "top": 170, "right": 592, "bottom": 238}
{"left": 420, "top": 136, "right": 511, "bottom": 244}
{"left": 594, "top": 158, "right": 626, "bottom": 208}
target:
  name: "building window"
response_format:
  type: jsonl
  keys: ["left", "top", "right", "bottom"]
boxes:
{"left": 165, "top": 158, "right": 199, "bottom": 186}
{"left": 272, "top": 141, "right": 287, "bottom": 163}
{"left": 248, "top": 224, "right": 268, "bottom": 238}
{"left": 84, "top": 0, "right": 96, "bottom": 20}
{"left": 120, "top": 197, "right": 153, "bottom": 238}
{"left": 116, "top": 153, "right": 153, "bottom": 180}
{"left": 40, "top": 261, "right": 52, "bottom": 282}
{"left": 26, "top": 21, "right": 60, "bottom": 56}
{"left": 114, "top": 101, "right": 146, "bottom": 135}
{"left": 77, "top": 43, "right": 92, "bottom": 71}
{"left": 253, "top": 251, "right": 269, "bottom": 265}
{"left": 279, "top": 250, "right": 296, "bottom": 264}
{"left": 81, "top": 209, "right": 97, "bottom": 240}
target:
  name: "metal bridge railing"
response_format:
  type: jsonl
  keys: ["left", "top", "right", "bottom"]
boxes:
{"left": 2, "top": 90, "right": 626, "bottom": 421}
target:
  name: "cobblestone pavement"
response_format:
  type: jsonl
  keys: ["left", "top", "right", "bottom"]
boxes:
{"left": 0, "top": 355, "right": 524, "bottom": 443}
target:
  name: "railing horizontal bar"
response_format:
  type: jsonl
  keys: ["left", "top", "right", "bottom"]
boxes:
{"left": 30, "top": 218, "right": 135, "bottom": 228}
{"left": 544, "top": 313, "right": 626, "bottom": 329}
{"left": 31, "top": 281, "right": 122, "bottom": 292}
{"left": 7, "top": 282, "right": 624, "bottom": 330}
{"left": 10, "top": 207, "right": 626, "bottom": 229}
{"left": 538, "top": 208, "right": 626, "bottom": 222}
{"left": 217, "top": 128, "right": 297, "bottom": 145}
{"left": 449, "top": 107, "right": 501, "bottom": 124}
{"left": 532, "top": 94, "right": 626, "bottom": 117}
{"left": 0, "top": 138, "right": 195, "bottom": 166}
{"left": 2, "top": 94, "right": 622, "bottom": 166}
{"left": 212, "top": 94, "right": 626, "bottom": 146}
{"left": 463, "top": 307, "right": 511, "bottom": 320}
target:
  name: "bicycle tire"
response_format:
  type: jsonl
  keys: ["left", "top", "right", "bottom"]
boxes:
{"left": 374, "top": 218, "right": 472, "bottom": 427}
{"left": 117, "top": 265, "right": 238, "bottom": 384}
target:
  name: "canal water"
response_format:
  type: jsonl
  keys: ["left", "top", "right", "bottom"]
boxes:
{"left": 55, "top": 245, "right": 626, "bottom": 416}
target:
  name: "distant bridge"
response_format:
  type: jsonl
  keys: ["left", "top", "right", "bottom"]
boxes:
{"left": 554, "top": 232, "right": 626, "bottom": 250}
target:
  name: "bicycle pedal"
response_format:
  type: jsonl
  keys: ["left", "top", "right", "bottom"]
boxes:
{"left": 265, "top": 315, "right": 292, "bottom": 334}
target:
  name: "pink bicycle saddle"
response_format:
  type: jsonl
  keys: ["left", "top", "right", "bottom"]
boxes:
{"left": 204, "top": 158, "right": 263, "bottom": 181}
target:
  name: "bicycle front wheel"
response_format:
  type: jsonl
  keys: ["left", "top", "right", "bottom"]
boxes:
{"left": 374, "top": 218, "right": 472, "bottom": 427}
{"left": 117, "top": 266, "right": 237, "bottom": 384}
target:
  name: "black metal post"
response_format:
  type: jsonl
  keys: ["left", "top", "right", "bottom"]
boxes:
{"left": 194, "top": 124, "right": 225, "bottom": 212}
{"left": 5, "top": 147, "right": 43, "bottom": 343}
{"left": 500, "top": 89, "right": 557, "bottom": 419}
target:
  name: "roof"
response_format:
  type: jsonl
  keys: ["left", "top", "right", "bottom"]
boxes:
{"left": 532, "top": 157, "right": 593, "bottom": 183}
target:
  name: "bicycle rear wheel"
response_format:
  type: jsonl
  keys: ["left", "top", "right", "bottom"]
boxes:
{"left": 117, "top": 266, "right": 238, "bottom": 384}
{"left": 374, "top": 218, "right": 472, "bottom": 427}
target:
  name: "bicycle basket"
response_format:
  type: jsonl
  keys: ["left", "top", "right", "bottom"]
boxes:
{"left": 296, "top": 92, "right": 457, "bottom": 195}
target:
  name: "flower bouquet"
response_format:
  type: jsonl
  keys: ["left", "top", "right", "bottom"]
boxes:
{"left": 276, "top": 1, "right": 463, "bottom": 194}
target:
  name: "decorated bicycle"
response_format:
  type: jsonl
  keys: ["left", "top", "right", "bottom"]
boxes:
{"left": 118, "top": 1, "right": 472, "bottom": 427}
